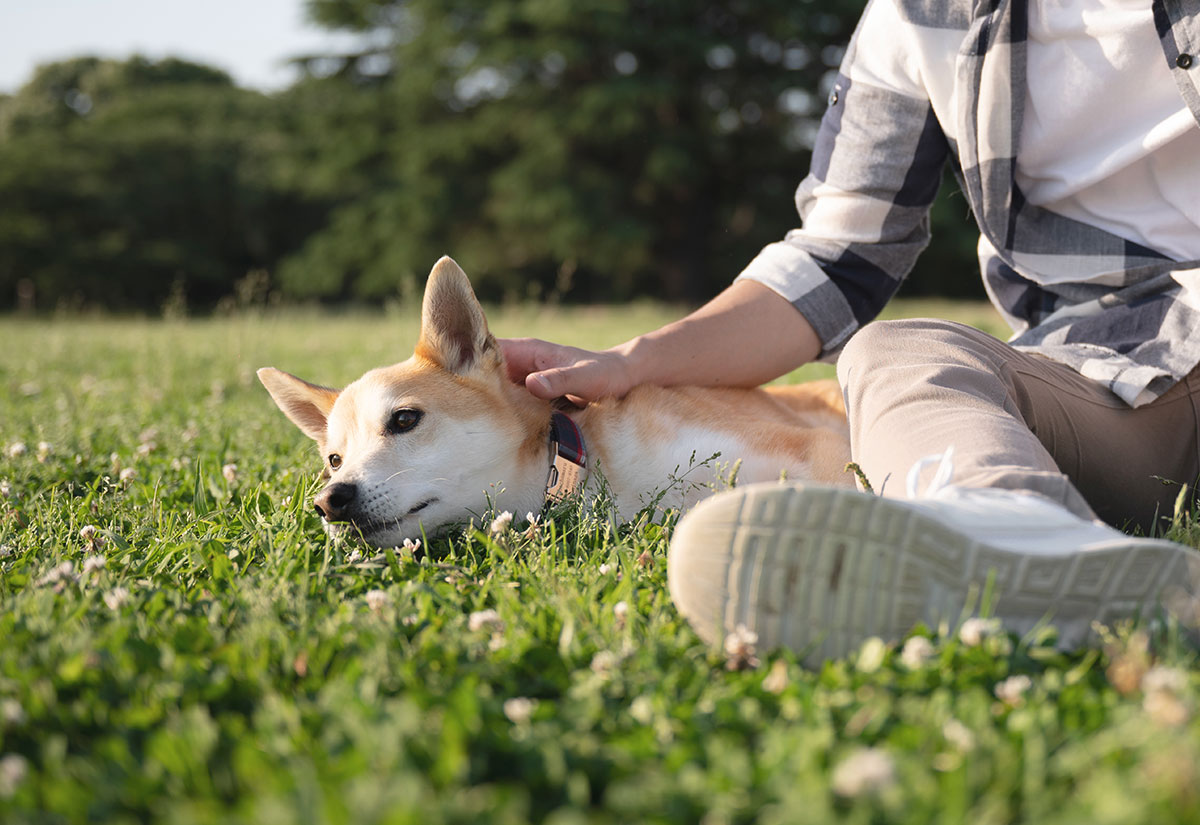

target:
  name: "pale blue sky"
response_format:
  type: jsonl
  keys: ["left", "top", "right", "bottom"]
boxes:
{"left": 0, "top": 0, "right": 366, "bottom": 94}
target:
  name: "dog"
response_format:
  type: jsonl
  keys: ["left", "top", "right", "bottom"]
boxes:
{"left": 258, "top": 257, "right": 852, "bottom": 547}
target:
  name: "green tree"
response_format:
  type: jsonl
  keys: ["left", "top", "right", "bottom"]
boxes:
{"left": 0, "top": 57, "right": 330, "bottom": 311}
{"left": 281, "top": 0, "right": 878, "bottom": 304}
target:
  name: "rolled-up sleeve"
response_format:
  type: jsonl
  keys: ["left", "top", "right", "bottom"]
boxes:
{"left": 736, "top": 0, "right": 952, "bottom": 358}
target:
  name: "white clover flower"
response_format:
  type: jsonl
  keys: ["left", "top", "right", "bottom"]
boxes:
{"left": 831, "top": 748, "right": 896, "bottom": 797}
{"left": 613, "top": 601, "right": 629, "bottom": 622}
{"left": 762, "top": 660, "right": 789, "bottom": 694}
{"left": 1144, "top": 690, "right": 1190, "bottom": 726}
{"left": 0, "top": 753, "right": 27, "bottom": 799}
{"left": 1142, "top": 666, "right": 1191, "bottom": 726}
{"left": 181, "top": 423, "right": 200, "bottom": 442}
{"left": 103, "top": 587, "right": 131, "bottom": 610}
{"left": 1142, "top": 666, "right": 1188, "bottom": 697}
{"left": 402, "top": 537, "right": 422, "bottom": 554}
{"left": 857, "top": 637, "right": 887, "bottom": 673}
{"left": 118, "top": 467, "right": 137, "bottom": 484}
{"left": 630, "top": 695, "right": 654, "bottom": 724}
{"left": 900, "top": 636, "right": 936, "bottom": 670}
{"left": 959, "top": 617, "right": 1002, "bottom": 646}
{"left": 0, "top": 481, "right": 10, "bottom": 499}
{"left": 468, "top": 608, "right": 504, "bottom": 633}
{"left": 0, "top": 699, "right": 24, "bottom": 726}
{"left": 37, "top": 561, "right": 77, "bottom": 588}
{"left": 365, "top": 589, "right": 389, "bottom": 612}
{"left": 79, "top": 525, "right": 106, "bottom": 551}
{"left": 36, "top": 442, "right": 52, "bottom": 462}
{"left": 724, "top": 623, "right": 760, "bottom": 671}
{"left": 82, "top": 555, "right": 106, "bottom": 575}
{"left": 488, "top": 511, "right": 514, "bottom": 537}
{"left": 136, "top": 441, "right": 156, "bottom": 458}
{"left": 942, "top": 718, "right": 976, "bottom": 751}
{"left": 221, "top": 463, "right": 238, "bottom": 484}
{"left": 590, "top": 650, "right": 619, "bottom": 676}
{"left": 5, "top": 442, "right": 26, "bottom": 459}
{"left": 503, "top": 697, "right": 536, "bottom": 724}
{"left": 521, "top": 511, "right": 542, "bottom": 539}
{"left": 599, "top": 561, "right": 623, "bottom": 580}
{"left": 994, "top": 674, "right": 1032, "bottom": 706}
{"left": 345, "top": 549, "right": 364, "bottom": 564}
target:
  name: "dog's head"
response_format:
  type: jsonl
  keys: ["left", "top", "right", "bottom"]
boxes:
{"left": 259, "top": 257, "right": 551, "bottom": 546}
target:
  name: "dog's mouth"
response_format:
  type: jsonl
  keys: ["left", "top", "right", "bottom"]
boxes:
{"left": 335, "top": 498, "right": 440, "bottom": 540}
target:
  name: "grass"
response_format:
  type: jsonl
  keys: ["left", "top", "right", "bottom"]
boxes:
{"left": 1, "top": 301, "right": 1198, "bottom": 824}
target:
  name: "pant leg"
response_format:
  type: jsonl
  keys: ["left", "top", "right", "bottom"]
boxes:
{"left": 1008, "top": 351, "right": 1200, "bottom": 532}
{"left": 835, "top": 319, "right": 1200, "bottom": 533}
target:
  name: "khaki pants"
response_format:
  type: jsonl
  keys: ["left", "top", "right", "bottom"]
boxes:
{"left": 836, "top": 319, "right": 1200, "bottom": 534}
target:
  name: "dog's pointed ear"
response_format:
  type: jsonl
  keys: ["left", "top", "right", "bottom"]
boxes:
{"left": 415, "top": 256, "right": 498, "bottom": 374}
{"left": 257, "top": 367, "right": 339, "bottom": 443}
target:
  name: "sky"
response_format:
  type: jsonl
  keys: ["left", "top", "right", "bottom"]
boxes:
{"left": 0, "top": 0, "right": 366, "bottom": 95}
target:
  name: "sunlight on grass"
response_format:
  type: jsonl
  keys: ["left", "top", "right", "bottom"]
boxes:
{"left": 0, "top": 303, "right": 1197, "bottom": 824}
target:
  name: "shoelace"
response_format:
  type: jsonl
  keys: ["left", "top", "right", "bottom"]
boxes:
{"left": 905, "top": 446, "right": 957, "bottom": 499}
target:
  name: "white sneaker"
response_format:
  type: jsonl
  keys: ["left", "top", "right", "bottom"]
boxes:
{"left": 667, "top": 454, "right": 1200, "bottom": 667}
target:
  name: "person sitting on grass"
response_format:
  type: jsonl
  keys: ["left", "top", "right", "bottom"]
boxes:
{"left": 501, "top": 0, "right": 1200, "bottom": 664}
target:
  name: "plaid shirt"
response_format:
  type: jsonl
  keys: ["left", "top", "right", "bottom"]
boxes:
{"left": 737, "top": 0, "right": 1200, "bottom": 407}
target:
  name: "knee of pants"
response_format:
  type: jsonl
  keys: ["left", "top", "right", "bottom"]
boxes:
{"left": 836, "top": 318, "right": 975, "bottom": 387}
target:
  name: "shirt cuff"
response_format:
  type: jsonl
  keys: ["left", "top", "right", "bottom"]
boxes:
{"left": 735, "top": 241, "right": 860, "bottom": 361}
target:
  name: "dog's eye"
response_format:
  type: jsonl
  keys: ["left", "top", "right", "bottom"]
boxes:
{"left": 328, "top": 453, "right": 342, "bottom": 470}
{"left": 387, "top": 408, "right": 423, "bottom": 435}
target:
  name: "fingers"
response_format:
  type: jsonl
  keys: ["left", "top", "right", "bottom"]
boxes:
{"left": 497, "top": 337, "right": 632, "bottom": 403}
{"left": 524, "top": 365, "right": 591, "bottom": 400}
{"left": 497, "top": 338, "right": 548, "bottom": 384}
{"left": 525, "top": 370, "right": 557, "bottom": 398}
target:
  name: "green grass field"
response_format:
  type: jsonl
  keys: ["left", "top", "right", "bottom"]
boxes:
{"left": 1, "top": 302, "right": 1199, "bottom": 824}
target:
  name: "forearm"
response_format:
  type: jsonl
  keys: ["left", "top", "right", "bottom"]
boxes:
{"left": 615, "top": 279, "right": 822, "bottom": 389}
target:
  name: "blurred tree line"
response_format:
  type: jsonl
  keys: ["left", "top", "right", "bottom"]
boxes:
{"left": 0, "top": 0, "right": 982, "bottom": 313}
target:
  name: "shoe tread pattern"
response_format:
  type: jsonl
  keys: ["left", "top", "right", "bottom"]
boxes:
{"left": 718, "top": 486, "right": 1197, "bottom": 665}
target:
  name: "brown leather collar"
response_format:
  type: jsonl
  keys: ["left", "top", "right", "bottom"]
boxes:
{"left": 545, "top": 411, "right": 587, "bottom": 503}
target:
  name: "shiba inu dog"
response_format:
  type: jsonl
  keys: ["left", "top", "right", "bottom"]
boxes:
{"left": 258, "top": 257, "right": 851, "bottom": 546}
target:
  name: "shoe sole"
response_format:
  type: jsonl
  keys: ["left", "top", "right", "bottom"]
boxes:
{"left": 667, "top": 483, "right": 1199, "bottom": 667}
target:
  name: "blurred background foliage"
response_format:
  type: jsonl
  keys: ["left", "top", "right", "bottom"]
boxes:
{"left": 0, "top": 0, "right": 983, "bottom": 313}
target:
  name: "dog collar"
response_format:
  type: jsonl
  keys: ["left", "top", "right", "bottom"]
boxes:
{"left": 545, "top": 411, "right": 587, "bottom": 503}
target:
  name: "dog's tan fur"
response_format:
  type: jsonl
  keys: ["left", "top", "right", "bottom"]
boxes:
{"left": 259, "top": 257, "right": 851, "bottom": 546}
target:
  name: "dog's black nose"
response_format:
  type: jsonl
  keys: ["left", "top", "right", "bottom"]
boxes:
{"left": 314, "top": 482, "right": 358, "bottom": 522}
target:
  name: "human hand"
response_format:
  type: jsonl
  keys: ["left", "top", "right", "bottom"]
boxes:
{"left": 498, "top": 338, "right": 638, "bottom": 405}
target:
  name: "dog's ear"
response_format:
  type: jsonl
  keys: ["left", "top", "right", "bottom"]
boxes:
{"left": 415, "top": 256, "right": 498, "bottom": 374}
{"left": 257, "top": 367, "right": 339, "bottom": 443}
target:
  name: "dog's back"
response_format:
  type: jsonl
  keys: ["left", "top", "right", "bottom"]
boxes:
{"left": 573, "top": 380, "right": 852, "bottom": 514}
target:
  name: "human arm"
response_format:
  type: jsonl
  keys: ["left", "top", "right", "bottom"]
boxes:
{"left": 505, "top": 0, "right": 951, "bottom": 402}
{"left": 501, "top": 279, "right": 821, "bottom": 402}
